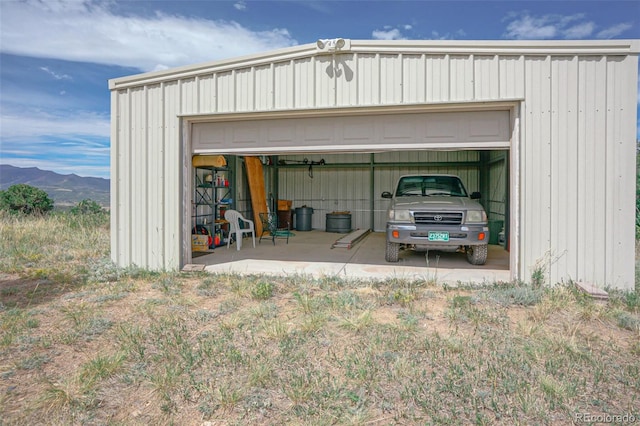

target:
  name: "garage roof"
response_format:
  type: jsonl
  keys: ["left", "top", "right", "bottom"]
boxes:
{"left": 109, "top": 39, "right": 640, "bottom": 90}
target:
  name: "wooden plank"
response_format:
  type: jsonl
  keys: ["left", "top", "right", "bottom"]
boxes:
{"left": 331, "top": 229, "right": 371, "bottom": 249}
{"left": 244, "top": 156, "right": 268, "bottom": 236}
{"left": 182, "top": 264, "right": 206, "bottom": 272}
{"left": 574, "top": 281, "right": 609, "bottom": 300}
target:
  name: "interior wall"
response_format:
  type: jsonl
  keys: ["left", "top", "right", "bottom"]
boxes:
{"left": 273, "top": 150, "right": 502, "bottom": 233}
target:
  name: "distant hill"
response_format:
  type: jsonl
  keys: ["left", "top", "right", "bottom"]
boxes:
{"left": 0, "top": 165, "right": 110, "bottom": 208}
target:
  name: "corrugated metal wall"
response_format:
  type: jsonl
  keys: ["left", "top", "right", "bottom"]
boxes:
{"left": 263, "top": 151, "right": 483, "bottom": 232}
{"left": 524, "top": 54, "right": 637, "bottom": 288}
{"left": 109, "top": 41, "right": 638, "bottom": 289}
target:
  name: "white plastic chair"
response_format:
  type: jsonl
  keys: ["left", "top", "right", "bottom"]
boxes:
{"left": 224, "top": 209, "right": 256, "bottom": 251}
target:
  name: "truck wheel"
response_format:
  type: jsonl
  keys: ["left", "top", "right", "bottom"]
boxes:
{"left": 466, "top": 244, "right": 488, "bottom": 265}
{"left": 385, "top": 241, "right": 399, "bottom": 262}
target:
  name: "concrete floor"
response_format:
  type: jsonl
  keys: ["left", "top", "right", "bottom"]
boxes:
{"left": 191, "top": 230, "right": 511, "bottom": 284}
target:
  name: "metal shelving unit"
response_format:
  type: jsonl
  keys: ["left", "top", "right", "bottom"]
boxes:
{"left": 193, "top": 166, "right": 233, "bottom": 248}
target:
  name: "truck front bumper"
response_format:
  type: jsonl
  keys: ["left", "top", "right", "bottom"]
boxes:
{"left": 386, "top": 223, "right": 489, "bottom": 248}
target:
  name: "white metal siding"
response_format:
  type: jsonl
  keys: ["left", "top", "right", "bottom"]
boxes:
{"left": 254, "top": 65, "right": 272, "bottom": 110}
{"left": 403, "top": 54, "right": 426, "bottom": 103}
{"left": 475, "top": 55, "right": 500, "bottom": 100}
{"left": 147, "top": 84, "right": 165, "bottom": 269}
{"left": 499, "top": 56, "right": 525, "bottom": 99}
{"left": 316, "top": 56, "right": 334, "bottom": 107}
{"left": 235, "top": 68, "right": 253, "bottom": 111}
{"left": 274, "top": 61, "right": 293, "bottom": 109}
{"left": 109, "top": 40, "right": 638, "bottom": 289}
{"left": 550, "top": 57, "right": 579, "bottom": 283}
{"left": 294, "top": 57, "right": 314, "bottom": 108}
{"left": 336, "top": 54, "right": 357, "bottom": 106}
{"left": 357, "top": 54, "right": 379, "bottom": 105}
{"left": 164, "top": 82, "right": 182, "bottom": 270}
{"left": 522, "top": 56, "right": 552, "bottom": 283}
{"left": 426, "top": 55, "right": 449, "bottom": 101}
{"left": 198, "top": 74, "right": 215, "bottom": 112}
{"left": 606, "top": 55, "right": 637, "bottom": 288}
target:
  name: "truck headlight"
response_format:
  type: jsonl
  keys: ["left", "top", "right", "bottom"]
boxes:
{"left": 466, "top": 210, "right": 487, "bottom": 223}
{"left": 390, "top": 209, "right": 412, "bottom": 222}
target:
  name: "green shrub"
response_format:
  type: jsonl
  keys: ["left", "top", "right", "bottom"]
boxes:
{"left": 251, "top": 281, "right": 274, "bottom": 300}
{"left": 70, "top": 199, "right": 105, "bottom": 215}
{"left": 0, "top": 184, "right": 53, "bottom": 215}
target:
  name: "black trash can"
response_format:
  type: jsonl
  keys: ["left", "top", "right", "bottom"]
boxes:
{"left": 295, "top": 207, "right": 314, "bottom": 231}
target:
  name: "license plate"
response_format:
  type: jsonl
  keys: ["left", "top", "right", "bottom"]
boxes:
{"left": 428, "top": 231, "right": 449, "bottom": 242}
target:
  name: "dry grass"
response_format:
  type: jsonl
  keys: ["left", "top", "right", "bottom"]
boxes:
{"left": 1, "top": 213, "right": 639, "bottom": 425}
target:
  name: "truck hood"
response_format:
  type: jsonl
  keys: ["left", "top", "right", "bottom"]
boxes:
{"left": 391, "top": 196, "right": 484, "bottom": 211}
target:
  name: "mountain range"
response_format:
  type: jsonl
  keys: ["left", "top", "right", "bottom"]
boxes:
{"left": 0, "top": 164, "right": 110, "bottom": 207}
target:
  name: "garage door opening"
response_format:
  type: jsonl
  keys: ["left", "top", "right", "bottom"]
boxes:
{"left": 190, "top": 149, "right": 510, "bottom": 280}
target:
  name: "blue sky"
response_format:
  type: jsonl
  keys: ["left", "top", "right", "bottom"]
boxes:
{"left": 0, "top": 0, "right": 638, "bottom": 179}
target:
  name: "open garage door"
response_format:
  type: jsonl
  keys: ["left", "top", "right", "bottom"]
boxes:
{"left": 191, "top": 110, "right": 511, "bottom": 154}
{"left": 187, "top": 107, "right": 513, "bottom": 282}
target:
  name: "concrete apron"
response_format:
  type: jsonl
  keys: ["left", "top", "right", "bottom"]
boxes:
{"left": 196, "top": 231, "right": 511, "bottom": 285}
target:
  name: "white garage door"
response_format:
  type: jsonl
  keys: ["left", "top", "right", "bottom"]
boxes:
{"left": 191, "top": 110, "right": 510, "bottom": 154}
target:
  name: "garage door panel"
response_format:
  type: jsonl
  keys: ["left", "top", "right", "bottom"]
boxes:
{"left": 424, "top": 116, "right": 459, "bottom": 141}
{"left": 192, "top": 110, "right": 510, "bottom": 152}
{"left": 343, "top": 118, "right": 375, "bottom": 143}
{"left": 267, "top": 124, "right": 295, "bottom": 143}
{"left": 381, "top": 116, "right": 417, "bottom": 141}
{"left": 304, "top": 122, "right": 334, "bottom": 143}
{"left": 192, "top": 123, "right": 226, "bottom": 147}
{"left": 233, "top": 125, "right": 260, "bottom": 144}
{"left": 467, "top": 112, "right": 510, "bottom": 140}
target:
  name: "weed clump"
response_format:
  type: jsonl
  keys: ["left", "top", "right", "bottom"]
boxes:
{"left": 251, "top": 280, "right": 275, "bottom": 300}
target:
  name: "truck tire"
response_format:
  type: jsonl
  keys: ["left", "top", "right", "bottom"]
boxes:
{"left": 385, "top": 241, "right": 399, "bottom": 262}
{"left": 466, "top": 244, "right": 488, "bottom": 265}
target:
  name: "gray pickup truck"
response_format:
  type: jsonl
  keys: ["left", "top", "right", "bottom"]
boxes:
{"left": 382, "top": 174, "right": 489, "bottom": 265}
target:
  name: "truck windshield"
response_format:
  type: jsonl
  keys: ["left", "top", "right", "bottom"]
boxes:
{"left": 395, "top": 176, "right": 468, "bottom": 197}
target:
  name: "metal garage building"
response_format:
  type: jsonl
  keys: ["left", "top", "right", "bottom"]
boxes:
{"left": 109, "top": 39, "right": 638, "bottom": 290}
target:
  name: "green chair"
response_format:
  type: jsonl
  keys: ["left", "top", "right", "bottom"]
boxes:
{"left": 259, "top": 212, "right": 291, "bottom": 245}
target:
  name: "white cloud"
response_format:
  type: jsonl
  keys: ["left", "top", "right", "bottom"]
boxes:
{"left": 597, "top": 23, "right": 633, "bottom": 39}
{"left": 563, "top": 22, "right": 595, "bottom": 39}
{"left": 0, "top": 110, "right": 110, "bottom": 140}
{"left": 503, "top": 11, "right": 631, "bottom": 40}
{"left": 503, "top": 13, "right": 559, "bottom": 39}
{"left": 0, "top": 0, "right": 297, "bottom": 72}
{"left": 372, "top": 28, "right": 406, "bottom": 40}
{"left": 40, "top": 67, "right": 72, "bottom": 80}
{"left": 0, "top": 109, "right": 111, "bottom": 178}
{"left": 234, "top": 1, "right": 247, "bottom": 11}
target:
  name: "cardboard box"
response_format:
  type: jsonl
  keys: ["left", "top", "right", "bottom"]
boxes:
{"left": 277, "top": 199, "right": 292, "bottom": 210}
{"left": 192, "top": 235, "right": 209, "bottom": 251}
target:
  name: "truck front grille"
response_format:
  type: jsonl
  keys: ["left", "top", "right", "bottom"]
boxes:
{"left": 413, "top": 211, "right": 463, "bottom": 225}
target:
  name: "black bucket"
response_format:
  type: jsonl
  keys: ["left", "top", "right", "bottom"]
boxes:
{"left": 326, "top": 213, "right": 351, "bottom": 233}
